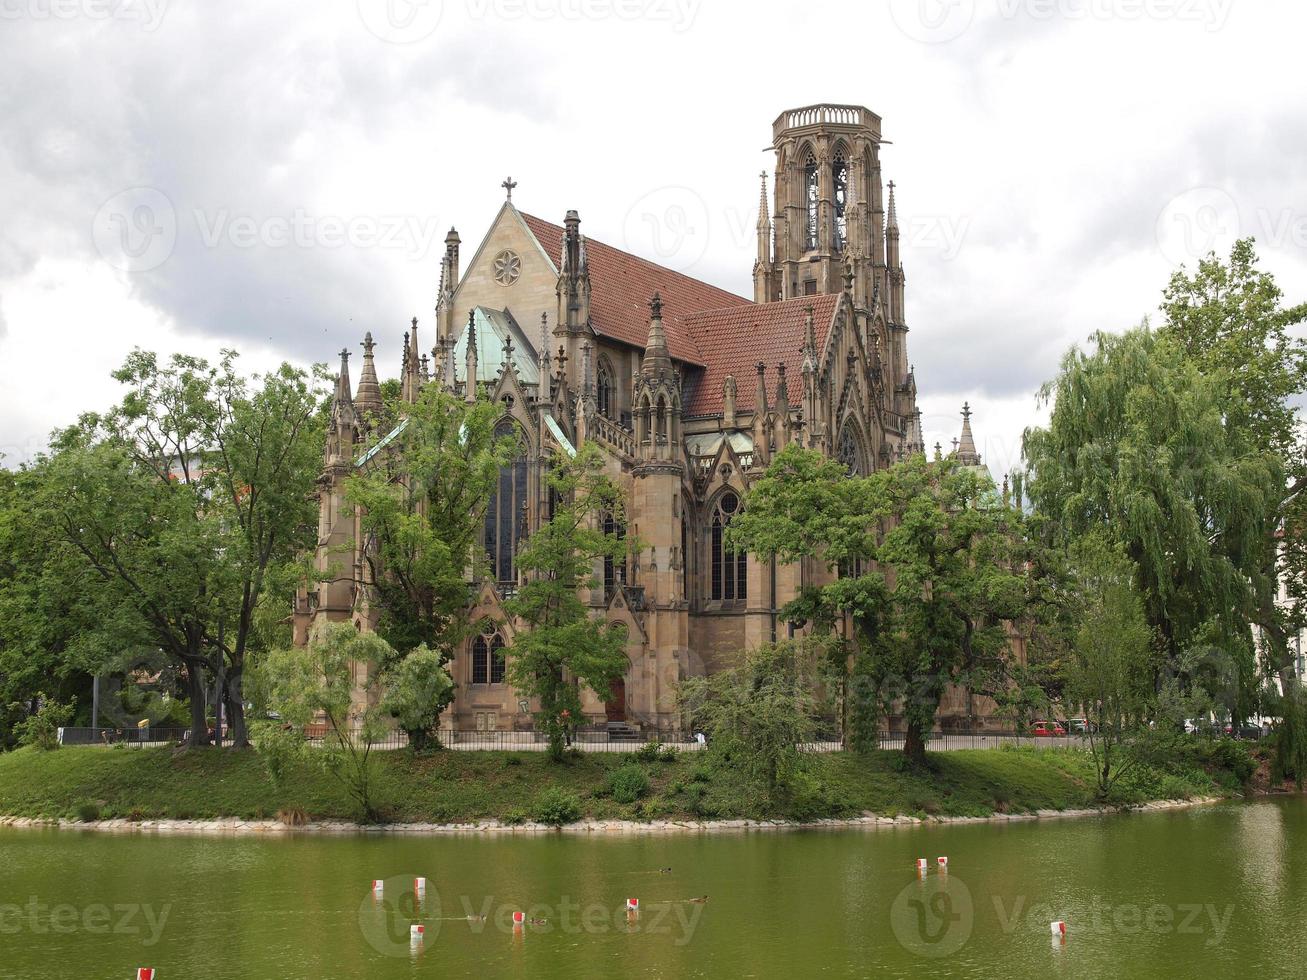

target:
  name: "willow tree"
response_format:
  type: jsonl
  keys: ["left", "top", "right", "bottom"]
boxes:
{"left": 729, "top": 449, "right": 1028, "bottom": 761}
{"left": 1159, "top": 239, "right": 1307, "bottom": 689}
{"left": 1022, "top": 326, "right": 1279, "bottom": 715}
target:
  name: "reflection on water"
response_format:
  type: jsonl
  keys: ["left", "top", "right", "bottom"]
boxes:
{"left": 0, "top": 798, "right": 1305, "bottom": 979}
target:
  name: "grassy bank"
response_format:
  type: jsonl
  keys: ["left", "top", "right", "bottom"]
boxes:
{"left": 0, "top": 739, "right": 1250, "bottom": 826}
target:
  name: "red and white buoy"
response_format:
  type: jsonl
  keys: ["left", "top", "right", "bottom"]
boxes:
{"left": 1050, "top": 920, "right": 1067, "bottom": 939}
{"left": 410, "top": 924, "right": 425, "bottom": 942}
{"left": 916, "top": 858, "right": 929, "bottom": 874}
{"left": 626, "top": 898, "right": 639, "bottom": 911}
{"left": 512, "top": 910, "right": 526, "bottom": 925}
{"left": 136, "top": 970, "right": 155, "bottom": 980}
{"left": 937, "top": 856, "right": 949, "bottom": 870}
{"left": 414, "top": 877, "right": 426, "bottom": 893}
{"left": 371, "top": 879, "right": 384, "bottom": 895}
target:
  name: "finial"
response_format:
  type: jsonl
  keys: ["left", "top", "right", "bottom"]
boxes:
{"left": 361, "top": 331, "right": 375, "bottom": 355}
{"left": 961, "top": 401, "right": 972, "bottom": 422}
{"left": 503, "top": 333, "right": 514, "bottom": 360}
{"left": 649, "top": 292, "right": 663, "bottom": 319}
{"left": 502, "top": 176, "right": 518, "bottom": 201}
{"left": 338, "top": 347, "right": 350, "bottom": 363}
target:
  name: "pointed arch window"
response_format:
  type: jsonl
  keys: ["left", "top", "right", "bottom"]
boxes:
{"left": 602, "top": 510, "right": 628, "bottom": 599}
{"left": 485, "top": 420, "right": 528, "bottom": 589}
{"left": 838, "top": 424, "right": 863, "bottom": 476}
{"left": 832, "top": 152, "right": 848, "bottom": 251}
{"left": 471, "top": 624, "right": 506, "bottom": 685}
{"left": 804, "top": 153, "right": 820, "bottom": 251}
{"left": 597, "top": 359, "right": 615, "bottom": 420}
{"left": 710, "top": 491, "right": 747, "bottom": 602}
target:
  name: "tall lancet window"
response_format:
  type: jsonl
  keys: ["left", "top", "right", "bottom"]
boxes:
{"left": 804, "top": 152, "right": 820, "bottom": 250}
{"left": 602, "top": 511, "right": 628, "bottom": 599}
{"left": 485, "top": 420, "right": 528, "bottom": 589}
{"left": 832, "top": 152, "right": 849, "bottom": 251}
{"left": 596, "top": 359, "right": 615, "bottom": 420}
{"left": 710, "top": 491, "right": 747, "bottom": 602}
{"left": 471, "top": 624, "right": 506, "bottom": 685}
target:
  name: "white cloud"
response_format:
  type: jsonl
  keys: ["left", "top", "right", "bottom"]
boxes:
{"left": 1, "top": 0, "right": 1305, "bottom": 468}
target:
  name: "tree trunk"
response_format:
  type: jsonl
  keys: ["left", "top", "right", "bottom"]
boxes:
{"left": 224, "top": 667, "right": 249, "bottom": 749}
{"left": 904, "top": 719, "right": 927, "bottom": 764}
{"left": 184, "top": 662, "right": 210, "bottom": 747}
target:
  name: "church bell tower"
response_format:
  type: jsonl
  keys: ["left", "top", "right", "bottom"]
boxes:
{"left": 756, "top": 104, "right": 890, "bottom": 311}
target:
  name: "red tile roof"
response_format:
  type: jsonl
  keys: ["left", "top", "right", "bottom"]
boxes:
{"left": 681, "top": 294, "right": 841, "bottom": 418}
{"left": 519, "top": 212, "right": 749, "bottom": 367}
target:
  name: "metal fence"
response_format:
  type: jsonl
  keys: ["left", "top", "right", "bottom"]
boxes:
{"left": 55, "top": 725, "right": 1091, "bottom": 753}
{"left": 58, "top": 726, "right": 194, "bottom": 748}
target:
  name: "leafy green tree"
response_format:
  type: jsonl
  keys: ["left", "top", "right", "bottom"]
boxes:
{"left": 109, "top": 350, "right": 327, "bottom": 747}
{"left": 504, "top": 444, "right": 629, "bottom": 761}
{"left": 379, "top": 646, "right": 453, "bottom": 752}
{"left": 730, "top": 449, "right": 1029, "bottom": 762}
{"left": 345, "top": 386, "right": 514, "bottom": 738}
{"left": 25, "top": 431, "right": 223, "bottom": 746}
{"left": 1022, "top": 325, "right": 1279, "bottom": 718}
{"left": 1063, "top": 535, "right": 1156, "bottom": 799}
{"left": 260, "top": 622, "right": 396, "bottom": 821}
{"left": 0, "top": 468, "right": 94, "bottom": 745}
{"left": 678, "top": 640, "right": 820, "bottom": 798}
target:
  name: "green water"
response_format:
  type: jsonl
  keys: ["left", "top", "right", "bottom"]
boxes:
{"left": 1, "top": 798, "right": 1305, "bottom": 979}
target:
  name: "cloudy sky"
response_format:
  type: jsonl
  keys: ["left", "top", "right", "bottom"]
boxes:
{"left": 2, "top": 0, "right": 1304, "bottom": 476}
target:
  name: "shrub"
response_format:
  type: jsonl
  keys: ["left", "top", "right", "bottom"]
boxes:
{"left": 503, "top": 754, "right": 523, "bottom": 767}
{"left": 634, "top": 741, "right": 663, "bottom": 763}
{"left": 659, "top": 745, "right": 679, "bottom": 763}
{"left": 14, "top": 696, "right": 73, "bottom": 751}
{"left": 503, "top": 807, "right": 528, "bottom": 826}
{"left": 690, "top": 763, "right": 713, "bottom": 784}
{"left": 75, "top": 801, "right": 101, "bottom": 822}
{"left": 532, "top": 787, "right": 582, "bottom": 826}
{"left": 609, "top": 765, "right": 650, "bottom": 805}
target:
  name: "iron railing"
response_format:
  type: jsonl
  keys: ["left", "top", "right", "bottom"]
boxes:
{"left": 54, "top": 726, "right": 1101, "bottom": 753}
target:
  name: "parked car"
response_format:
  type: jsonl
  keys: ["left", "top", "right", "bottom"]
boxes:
{"left": 1067, "top": 718, "right": 1096, "bottom": 735}
{"left": 1030, "top": 720, "right": 1067, "bottom": 737}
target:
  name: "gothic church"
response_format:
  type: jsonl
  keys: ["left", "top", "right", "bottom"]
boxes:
{"left": 295, "top": 104, "right": 963, "bottom": 733}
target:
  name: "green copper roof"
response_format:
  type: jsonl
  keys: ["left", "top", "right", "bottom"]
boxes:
{"left": 453, "top": 307, "right": 540, "bottom": 387}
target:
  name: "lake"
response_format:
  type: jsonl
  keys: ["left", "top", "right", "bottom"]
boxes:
{"left": 1, "top": 798, "right": 1305, "bottom": 978}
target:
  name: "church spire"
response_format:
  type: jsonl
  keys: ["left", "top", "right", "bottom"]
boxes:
{"left": 355, "top": 331, "right": 382, "bottom": 420}
{"left": 752, "top": 360, "right": 770, "bottom": 468}
{"left": 334, "top": 347, "right": 353, "bottom": 408}
{"left": 640, "top": 293, "right": 672, "bottom": 378}
{"left": 538, "top": 312, "right": 551, "bottom": 380}
{"left": 955, "top": 401, "right": 981, "bottom": 467}
{"left": 753, "top": 171, "right": 774, "bottom": 303}
{"left": 464, "top": 310, "right": 478, "bottom": 403}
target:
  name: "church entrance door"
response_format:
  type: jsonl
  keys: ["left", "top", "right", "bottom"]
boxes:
{"left": 605, "top": 677, "right": 626, "bottom": 723}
